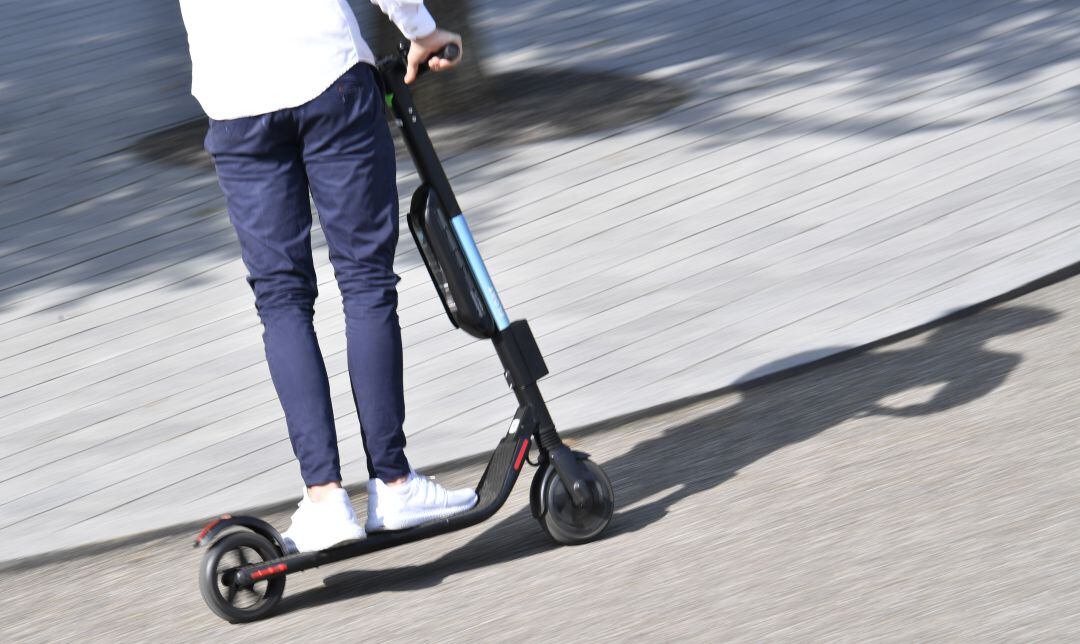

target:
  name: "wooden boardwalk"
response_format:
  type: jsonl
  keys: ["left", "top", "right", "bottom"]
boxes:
{"left": 1, "top": 0, "right": 1078, "bottom": 561}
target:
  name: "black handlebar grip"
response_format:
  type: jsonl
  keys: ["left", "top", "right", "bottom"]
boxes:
{"left": 437, "top": 43, "right": 461, "bottom": 63}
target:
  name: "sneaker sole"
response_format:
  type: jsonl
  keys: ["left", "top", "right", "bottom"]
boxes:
{"left": 366, "top": 499, "right": 478, "bottom": 532}
{"left": 283, "top": 529, "right": 365, "bottom": 553}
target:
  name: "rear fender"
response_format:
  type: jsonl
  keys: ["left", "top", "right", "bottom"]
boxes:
{"left": 193, "top": 514, "right": 287, "bottom": 555}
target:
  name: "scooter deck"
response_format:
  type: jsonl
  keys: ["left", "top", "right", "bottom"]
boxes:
{"left": 329, "top": 431, "right": 522, "bottom": 550}
{"left": 233, "top": 434, "right": 528, "bottom": 584}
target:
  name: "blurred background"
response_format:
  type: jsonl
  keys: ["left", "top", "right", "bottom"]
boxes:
{"left": 2, "top": 0, "right": 1080, "bottom": 639}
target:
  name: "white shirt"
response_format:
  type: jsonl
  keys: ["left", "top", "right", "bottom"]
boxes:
{"left": 179, "top": 0, "right": 436, "bottom": 120}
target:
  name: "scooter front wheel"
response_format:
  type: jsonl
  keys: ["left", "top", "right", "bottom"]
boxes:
{"left": 533, "top": 457, "right": 614, "bottom": 545}
{"left": 199, "top": 531, "right": 285, "bottom": 623}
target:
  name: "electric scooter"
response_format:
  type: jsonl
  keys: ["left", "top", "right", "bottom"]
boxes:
{"left": 194, "top": 44, "right": 615, "bottom": 623}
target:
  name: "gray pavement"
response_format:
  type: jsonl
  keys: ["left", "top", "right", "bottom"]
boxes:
{"left": 3, "top": 273, "right": 1079, "bottom": 642}
{"left": 3, "top": 0, "right": 1080, "bottom": 561}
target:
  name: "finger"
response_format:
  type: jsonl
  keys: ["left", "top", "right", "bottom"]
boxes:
{"left": 431, "top": 57, "right": 455, "bottom": 71}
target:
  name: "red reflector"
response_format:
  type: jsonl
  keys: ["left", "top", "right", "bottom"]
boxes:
{"left": 196, "top": 514, "right": 232, "bottom": 541}
{"left": 196, "top": 521, "right": 217, "bottom": 541}
{"left": 513, "top": 439, "right": 530, "bottom": 471}
{"left": 197, "top": 518, "right": 220, "bottom": 541}
{"left": 250, "top": 563, "right": 288, "bottom": 580}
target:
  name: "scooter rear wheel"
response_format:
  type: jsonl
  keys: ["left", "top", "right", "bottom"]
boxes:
{"left": 199, "top": 531, "right": 285, "bottom": 623}
{"left": 535, "top": 458, "right": 614, "bottom": 545}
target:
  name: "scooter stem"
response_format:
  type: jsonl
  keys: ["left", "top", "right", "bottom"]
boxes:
{"left": 378, "top": 48, "right": 461, "bottom": 216}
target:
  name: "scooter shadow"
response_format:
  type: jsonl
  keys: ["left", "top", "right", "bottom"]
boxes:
{"left": 279, "top": 304, "right": 1057, "bottom": 614}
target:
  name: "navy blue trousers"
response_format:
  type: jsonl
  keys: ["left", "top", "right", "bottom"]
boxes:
{"left": 205, "top": 63, "right": 411, "bottom": 486}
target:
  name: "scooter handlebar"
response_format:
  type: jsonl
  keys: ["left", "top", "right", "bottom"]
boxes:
{"left": 390, "top": 40, "right": 462, "bottom": 81}
{"left": 416, "top": 43, "right": 461, "bottom": 78}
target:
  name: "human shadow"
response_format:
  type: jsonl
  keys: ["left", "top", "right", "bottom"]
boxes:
{"left": 277, "top": 304, "right": 1058, "bottom": 614}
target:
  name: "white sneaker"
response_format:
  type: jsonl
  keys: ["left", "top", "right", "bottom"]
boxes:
{"left": 365, "top": 472, "right": 478, "bottom": 532}
{"left": 281, "top": 487, "right": 365, "bottom": 553}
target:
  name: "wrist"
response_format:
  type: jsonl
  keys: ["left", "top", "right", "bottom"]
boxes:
{"left": 415, "top": 28, "right": 442, "bottom": 48}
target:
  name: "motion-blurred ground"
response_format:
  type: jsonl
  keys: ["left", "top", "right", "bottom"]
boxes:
{"left": 4, "top": 273, "right": 1077, "bottom": 642}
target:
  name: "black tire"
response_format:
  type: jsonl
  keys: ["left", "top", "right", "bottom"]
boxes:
{"left": 535, "top": 458, "right": 614, "bottom": 545}
{"left": 199, "top": 531, "right": 285, "bottom": 623}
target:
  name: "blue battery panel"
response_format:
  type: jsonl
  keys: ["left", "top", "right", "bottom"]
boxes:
{"left": 450, "top": 214, "right": 511, "bottom": 331}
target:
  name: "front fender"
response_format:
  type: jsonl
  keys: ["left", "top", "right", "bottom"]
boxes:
{"left": 193, "top": 514, "right": 288, "bottom": 555}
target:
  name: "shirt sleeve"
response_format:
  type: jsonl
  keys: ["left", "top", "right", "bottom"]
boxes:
{"left": 370, "top": 0, "right": 437, "bottom": 40}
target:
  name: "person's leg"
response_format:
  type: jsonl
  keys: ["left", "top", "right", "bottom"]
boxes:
{"left": 298, "top": 63, "right": 476, "bottom": 531}
{"left": 298, "top": 64, "right": 411, "bottom": 484}
{"left": 204, "top": 112, "right": 342, "bottom": 489}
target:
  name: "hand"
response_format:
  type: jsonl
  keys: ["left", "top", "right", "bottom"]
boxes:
{"left": 406, "top": 28, "right": 463, "bottom": 84}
